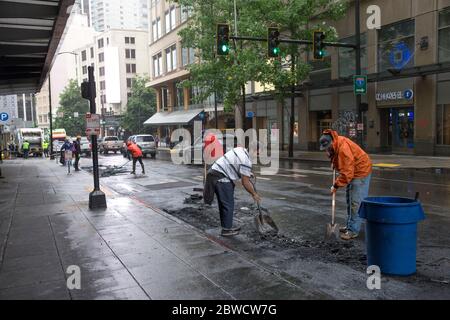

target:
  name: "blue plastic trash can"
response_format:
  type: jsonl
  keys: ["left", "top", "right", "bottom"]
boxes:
{"left": 358, "top": 197, "right": 425, "bottom": 276}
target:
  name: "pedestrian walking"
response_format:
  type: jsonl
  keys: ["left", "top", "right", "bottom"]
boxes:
{"left": 204, "top": 146, "right": 261, "bottom": 237}
{"left": 73, "top": 136, "right": 81, "bottom": 171}
{"left": 22, "top": 140, "right": 30, "bottom": 159}
{"left": 61, "top": 140, "right": 75, "bottom": 175}
{"left": 60, "top": 139, "right": 72, "bottom": 167}
{"left": 155, "top": 135, "right": 159, "bottom": 148}
{"left": 42, "top": 140, "right": 49, "bottom": 158}
{"left": 319, "top": 129, "right": 372, "bottom": 240}
{"left": 127, "top": 141, "right": 145, "bottom": 175}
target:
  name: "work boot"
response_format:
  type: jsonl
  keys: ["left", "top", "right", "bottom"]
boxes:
{"left": 340, "top": 231, "right": 358, "bottom": 240}
{"left": 339, "top": 226, "right": 348, "bottom": 233}
{"left": 221, "top": 229, "right": 239, "bottom": 237}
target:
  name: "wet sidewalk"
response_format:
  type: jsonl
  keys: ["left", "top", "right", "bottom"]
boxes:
{"left": 0, "top": 158, "right": 324, "bottom": 300}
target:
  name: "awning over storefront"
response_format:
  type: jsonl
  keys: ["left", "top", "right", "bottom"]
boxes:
{"left": 143, "top": 109, "right": 203, "bottom": 126}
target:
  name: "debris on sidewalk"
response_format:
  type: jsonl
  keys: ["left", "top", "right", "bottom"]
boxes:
{"left": 183, "top": 194, "right": 203, "bottom": 204}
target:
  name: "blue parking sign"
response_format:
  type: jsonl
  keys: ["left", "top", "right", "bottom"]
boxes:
{"left": 0, "top": 112, "right": 9, "bottom": 122}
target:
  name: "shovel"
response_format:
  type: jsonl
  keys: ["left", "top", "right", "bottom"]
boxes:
{"left": 250, "top": 176, "right": 279, "bottom": 234}
{"left": 325, "top": 169, "right": 340, "bottom": 241}
{"left": 254, "top": 202, "right": 279, "bottom": 234}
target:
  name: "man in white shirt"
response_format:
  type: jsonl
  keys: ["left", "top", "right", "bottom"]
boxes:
{"left": 206, "top": 147, "right": 261, "bottom": 236}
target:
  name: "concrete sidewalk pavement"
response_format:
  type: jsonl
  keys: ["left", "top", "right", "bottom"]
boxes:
{"left": 0, "top": 158, "right": 326, "bottom": 300}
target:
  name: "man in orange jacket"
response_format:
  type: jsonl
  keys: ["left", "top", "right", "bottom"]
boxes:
{"left": 319, "top": 129, "right": 372, "bottom": 240}
{"left": 127, "top": 141, "right": 145, "bottom": 175}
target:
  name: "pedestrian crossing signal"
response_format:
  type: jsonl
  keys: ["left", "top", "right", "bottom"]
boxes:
{"left": 217, "top": 24, "right": 230, "bottom": 55}
{"left": 313, "top": 31, "right": 326, "bottom": 60}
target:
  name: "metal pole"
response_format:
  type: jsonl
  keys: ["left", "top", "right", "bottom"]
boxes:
{"left": 355, "top": 0, "right": 363, "bottom": 147}
{"left": 87, "top": 65, "right": 106, "bottom": 209}
{"left": 289, "top": 55, "right": 295, "bottom": 158}
{"left": 214, "top": 91, "right": 218, "bottom": 129}
{"left": 48, "top": 74, "right": 54, "bottom": 160}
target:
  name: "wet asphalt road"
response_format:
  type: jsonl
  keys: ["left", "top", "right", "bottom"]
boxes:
{"left": 85, "top": 153, "right": 450, "bottom": 299}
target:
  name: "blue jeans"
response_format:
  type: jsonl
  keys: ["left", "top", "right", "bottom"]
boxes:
{"left": 346, "top": 174, "right": 371, "bottom": 234}
{"left": 215, "top": 182, "right": 235, "bottom": 229}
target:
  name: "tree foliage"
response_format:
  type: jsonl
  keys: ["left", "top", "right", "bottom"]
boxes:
{"left": 176, "top": 0, "right": 347, "bottom": 110}
{"left": 54, "top": 79, "right": 89, "bottom": 137}
{"left": 121, "top": 76, "right": 156, "bottom": 135}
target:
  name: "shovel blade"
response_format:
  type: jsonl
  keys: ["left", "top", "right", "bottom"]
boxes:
{"left": 325, "top": 223, "right": 340, "bottom": 241}
{"left": 254, "top": 213, "right": 278, "bottom": 235}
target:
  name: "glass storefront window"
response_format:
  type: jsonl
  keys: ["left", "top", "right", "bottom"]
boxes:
{"left": 378, "top": 20, "right": 415, "bottom": 72}
{"left": 338, "top": 33, "right": 367, "bottom": 78}
{"left": 439, "top": 7, "right": 450, "bottom": 63}
{"left": 437, "top": 104, "right": 450, "bottom": 145}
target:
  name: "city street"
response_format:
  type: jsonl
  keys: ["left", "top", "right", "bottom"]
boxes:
{"left": 1, "top": 152, "right": 447, "bottom": 299}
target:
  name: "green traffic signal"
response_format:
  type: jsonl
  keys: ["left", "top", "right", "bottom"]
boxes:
{"left": 268, "top": 27, "right": 280, "bottom": 58}
{"left": 217, "top": 23, "right": 230, "bottom": 56}
{"left": 221, "top": 44, "right": 229, "bottom": 54}
{"left": 313, "top": 31, "right": 326, "bottom": 60}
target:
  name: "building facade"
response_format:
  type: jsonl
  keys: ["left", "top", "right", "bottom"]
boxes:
{"left": 145, "top": 0, "right": 229, "bottom": 141}
{"left": 89, "top": 0, "right": 148, "bottom": 32}
{"left": 75, "top": 29, "right": 149, "bottom": 136}
{"left": 244, "top": 0, "right": 450, "bottom": 156}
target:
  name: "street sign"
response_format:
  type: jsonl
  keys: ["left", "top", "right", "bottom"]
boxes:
{"left": 85, "top": 113, "right": 101, "bottom": 136}
{"left": 0, "top": 112, "right": 9, "bottom": 122}
{"left": 357, "top": 123, "right": 364, "bottom": 131}
{"left": 246, "top": 111, "right": 254, "bottom": 118}
{"left": 354, "top": 75, "right": 367, "bottom": 95}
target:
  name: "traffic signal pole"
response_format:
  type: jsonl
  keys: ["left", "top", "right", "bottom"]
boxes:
{"left": 85, "top": 66, "right": 107, "bottom": 209}
{"left": 355, "top": 0, "right": 363, "bottom": 147}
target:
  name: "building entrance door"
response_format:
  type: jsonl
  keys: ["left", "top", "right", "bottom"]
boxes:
{"left": 389, "top": 107, "right": 414, "bottom": 153}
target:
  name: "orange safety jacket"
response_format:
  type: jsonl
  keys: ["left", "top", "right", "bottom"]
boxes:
{"left": 323, "top": 129, "right": 372, "bottom": 188}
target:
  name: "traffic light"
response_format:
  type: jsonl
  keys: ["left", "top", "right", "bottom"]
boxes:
{"left": 268, "top": 27, "right": 280, "bottom": 58}
{"left": 313, "top": 31, "right": 326, "bottom": 60}
{"left": 81, "top": 80, "right": 96, "bottom": 100}
{"left": 217, "top": 23, "right": 230, "bottom": 55}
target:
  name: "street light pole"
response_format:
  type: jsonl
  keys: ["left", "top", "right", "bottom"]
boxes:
{"left": 48, "top": 74, "right": 54, "bottom": 160}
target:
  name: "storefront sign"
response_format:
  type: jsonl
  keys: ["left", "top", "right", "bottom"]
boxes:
{"left": 376, "top": 89, "right": 414, "bottom": 102}
{"left": 85, "top": 113, "right": 101, "bottom": 136}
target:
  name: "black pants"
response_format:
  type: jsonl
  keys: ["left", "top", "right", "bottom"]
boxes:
{"left": 44, "top": 149, "right": 49, "bottom": 157}
{"left": 74, "top": 154, "right": 80, "bottom": 170}
{"left": 132, "top": 157, "right": 144, "bottom": 173}
{"left": 215, "top": 182, "right": 235, "bottom": 229}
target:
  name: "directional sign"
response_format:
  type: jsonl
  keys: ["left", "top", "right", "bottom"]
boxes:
{"left": 0, "top": 112, "right": 9, "bottom": 122}
{"left": 353, "top": 75, "right": 367, "bottom": 95}
{"left": 246, "top": 111, "right": 255, "bottom": 118}
{"left": 85, "top": 113, "right": 101, "bottom": 136}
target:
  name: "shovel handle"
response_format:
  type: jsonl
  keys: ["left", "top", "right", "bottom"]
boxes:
{"left": 331, "top": 170, "right": 336, "bottom": 225}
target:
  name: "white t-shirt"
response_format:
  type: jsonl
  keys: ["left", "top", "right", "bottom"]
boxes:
{"left": 211, "top": 147, "right": 252, "bottom": 182}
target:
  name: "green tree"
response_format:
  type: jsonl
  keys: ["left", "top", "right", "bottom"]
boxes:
{"left": 176, "top": 0, "right": 347, "bottom": 153}
{"left": 121, "top": 76, "right": 156, "bottom": 134}
{"left": 54, "top": 79, "right": 89, "bottom": 137}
